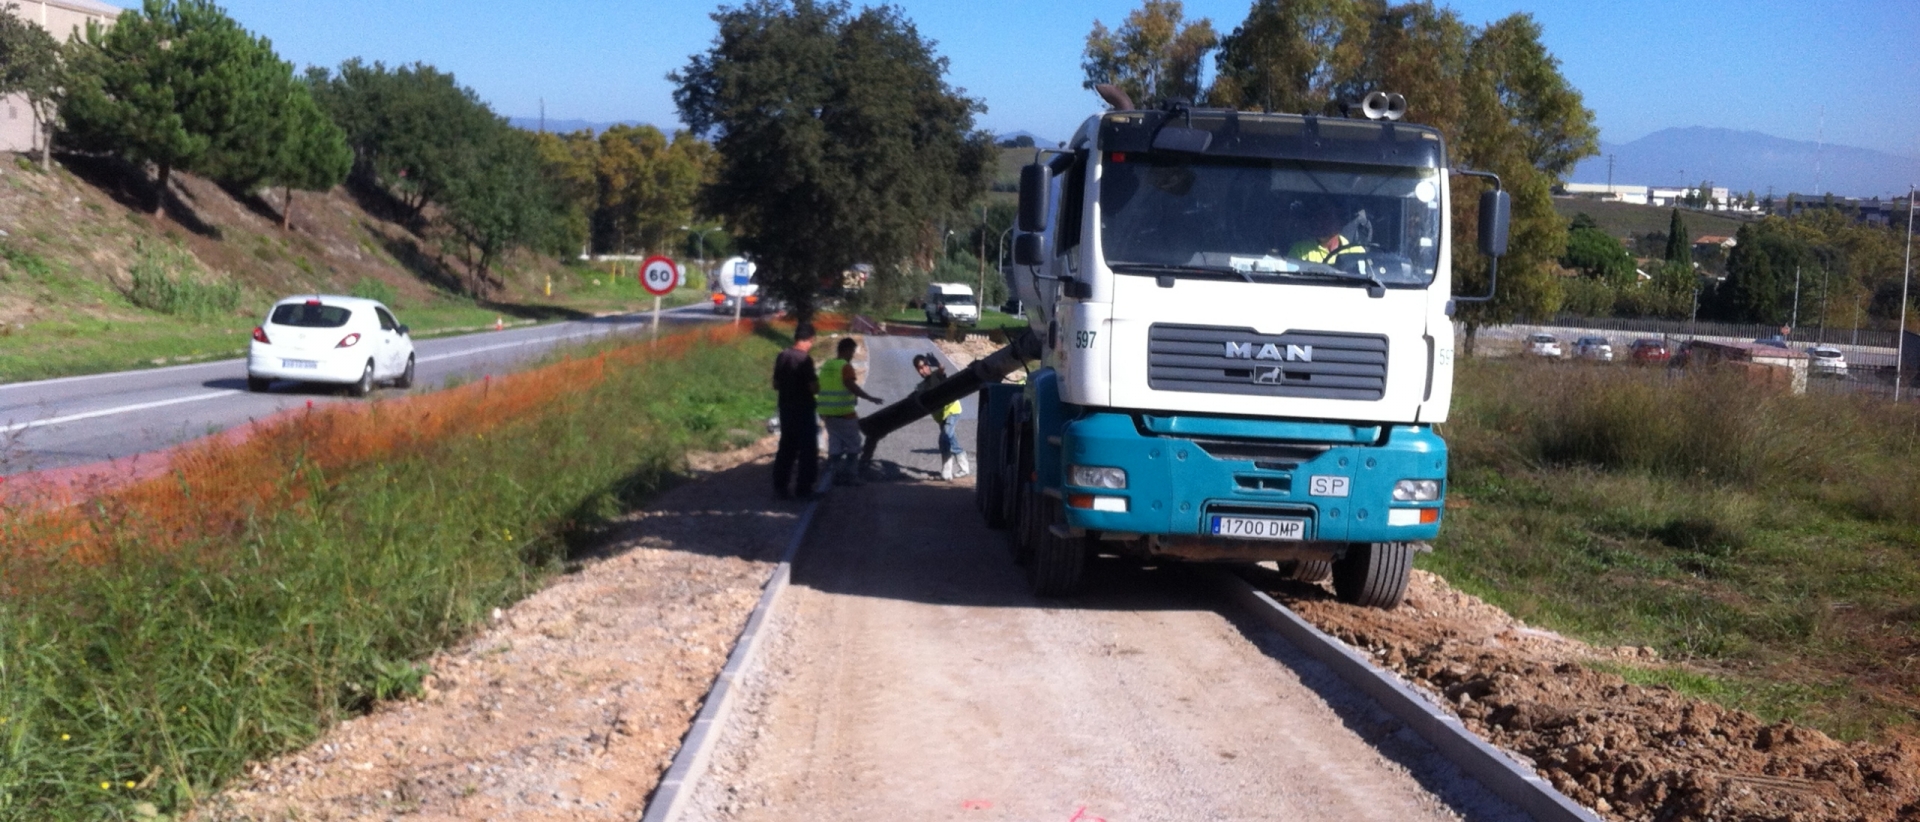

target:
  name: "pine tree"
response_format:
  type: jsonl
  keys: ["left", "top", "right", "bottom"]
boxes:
{"left": 1663, "top": 208, "right": 1691, "bottom": 268}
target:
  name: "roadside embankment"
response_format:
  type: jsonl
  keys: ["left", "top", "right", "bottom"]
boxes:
{"left": 0, "top": 321, "right": 784, "bottom": 820}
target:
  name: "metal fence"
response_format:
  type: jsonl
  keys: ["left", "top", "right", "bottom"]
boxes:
{"left": 1524, "top": 315, "right": 1896, "bottom": 348}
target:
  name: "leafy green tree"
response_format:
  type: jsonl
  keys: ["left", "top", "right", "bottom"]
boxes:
{"left": 673, "top": 0, "right": 993, "bottom": 320}
{"left": 1709, "top": 220, "right": 1808, "bottom": 325}
{"left": 263, "top": 86, "right": 351, "bottom": 230}
{"left": 1082, "top": 0, "right": 1218, "bottom": 107}
{"left": 1208, "top": 0, "right": 1360, "bottom": 114}
{"left": 1562, "top": 223, "right": 1633, "bottom": 287}
{"left": 306, "top": 59, "right": 500, "bottom": 223}
{"left": 0, "top": 2, "right": 64, "bottom": 169}
{"left": 1663, "top": 208, "right": 1691, "bottom": 267}
{"left": 1451, "top": 13, "right": 1598, "bottom": 335}
{"left": 534, "top": 128, "right": 599, "bottom": 255}
{"left": 438, "top": 127, "right": 557, "bottom": 295}
{"left": 61, "top": 0, "right": 292, "bottom": 213}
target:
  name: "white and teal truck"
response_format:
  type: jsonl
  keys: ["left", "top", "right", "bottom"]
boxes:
{"left": 859, "top": 92, "right": 1509, "bottom": 608}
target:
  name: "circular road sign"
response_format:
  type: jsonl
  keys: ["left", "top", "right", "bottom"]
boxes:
{"left": 640, "top": 255, "right": 680, "bottom": 297}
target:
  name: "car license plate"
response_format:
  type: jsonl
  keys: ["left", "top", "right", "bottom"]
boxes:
{"left": 282, "top": 359, "right": 318, "bottom": 369}
{"left": 1210, "top": 515, "right": 1306, "bottom": 541}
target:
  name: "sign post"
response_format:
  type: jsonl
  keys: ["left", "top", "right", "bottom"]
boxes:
{"left": 641, "top": 255, "right": 680, "bottom": 340}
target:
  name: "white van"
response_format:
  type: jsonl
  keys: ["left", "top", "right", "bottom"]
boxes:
{"left": 924, "top": 283, "right": 979, "bottom": 326}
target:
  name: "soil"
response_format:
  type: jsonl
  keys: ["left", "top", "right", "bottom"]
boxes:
{"left": 1251, "top": 569, "right": 1920, "bottom": 822}
{"left": 190, "top": 436, "right": 805, "bottom": 822}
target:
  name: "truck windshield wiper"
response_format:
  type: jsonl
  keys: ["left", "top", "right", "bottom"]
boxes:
{"left": 1110, "top": 262, "right": 1256, "bottom": 283}
{"left": 1287, "top": 263, "right": 1389, "bottom": 293}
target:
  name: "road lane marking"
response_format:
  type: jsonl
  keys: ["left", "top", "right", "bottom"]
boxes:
{"left": 0, "top": 390, "right": 241, "bottom": 434}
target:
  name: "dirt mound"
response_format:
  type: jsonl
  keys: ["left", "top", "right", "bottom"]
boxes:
{"left": 1262, "top": 570, "right": 1920, "bottom": 822}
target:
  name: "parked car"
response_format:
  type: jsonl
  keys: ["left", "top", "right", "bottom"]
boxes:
{"left": 248, "top": 295, "right": 415, "bottom": 396}
{"left": 1628, "top": 338, "right": 1671, "bottom": 365}
{"left": 1525, "top": 332, "right": 1563, "bottom": 358}
{"left": 1573, "top": 335, "right": 1614, "bottom": 362}
{"left": 1807, "top": 345, "right": 1849, "bottom": 377}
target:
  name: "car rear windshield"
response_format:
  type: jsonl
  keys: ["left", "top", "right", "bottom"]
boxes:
{"left": 270, "top": 303, "right": 352, "bottom": 328}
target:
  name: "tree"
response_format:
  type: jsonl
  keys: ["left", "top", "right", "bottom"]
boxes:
{"left": 438, "top": 127, "right": 556, "bottom": 295}
{"left": 0, "top": 2, "right": 64, "bottom": 169}
{"left": 1451, "top": 13, "right": 1599, "bottom": 335}
{"left": 1209, "top": 0, "right": 1359, "bottom": 114}
{"left": 673, "top": 0, "right": 992, "bottom": 320}
{"left": 1082, "top": 0, "right": 1217, "bottom": 107}
{"left": 1562, "top": 222, "right": 1634, "bottom": 287}
{"left": 1663, "top": 208, "right": 1691, "bottom": 267}
{"left": 263, "top": 86, "right": 351, "bottom": 230}
{"left": 62, "top": 0, "right": 290, "bottom": 214}
{"left": 306, "top": 59, "right": 501, "bottom": 224}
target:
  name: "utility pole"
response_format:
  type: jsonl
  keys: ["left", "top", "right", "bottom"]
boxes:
{"left": 1791, "top": 266, "right": 1801, "bottom": 331}
{"left": 1899, "top": 186, "right": 1916, "bottom": 402}
{"left": 977, "top": 204, "right": 987, "bottom": 310}
{"left": 1607, "top": 154, "right": 1615, "bottom": 196}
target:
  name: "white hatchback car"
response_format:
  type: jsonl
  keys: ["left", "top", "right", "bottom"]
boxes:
{"left": 248, "top": 296, "right": 415, "bottom": 396}
{"left": 1525, "top": 332, "right": 1563, "bottom": 358}
{"left": 1807, "top": 345, "right": 1848, "bottom": 377}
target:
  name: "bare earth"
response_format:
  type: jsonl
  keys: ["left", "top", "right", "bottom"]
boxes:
{"left": 193, "top": 437, "right": 804, "bottom": 822}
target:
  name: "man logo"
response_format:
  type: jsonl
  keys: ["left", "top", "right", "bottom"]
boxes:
{"left": 1253, "top": 366, "right": 1284, "bottom": 384}
{"left": 1224, "top": 341, "right": 1313, "bottom": 362}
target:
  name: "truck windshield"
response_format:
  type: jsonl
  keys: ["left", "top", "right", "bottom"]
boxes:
{"left": 940, "top": 294, "right": 976, "bottom": 305}
{"left": 1098, "top": 154, "right": 1442, "bottom": 288}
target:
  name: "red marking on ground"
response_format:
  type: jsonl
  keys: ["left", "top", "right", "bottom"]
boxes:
{"left": 961, "top": 799, "right": 993, "bottom": 810}
{"left": 1068, "top": 808, "right": 1107, "bottom": 822}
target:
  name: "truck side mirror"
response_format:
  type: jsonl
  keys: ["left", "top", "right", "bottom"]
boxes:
{"left": 1019, "top": 164, "right": 1050, "bottom": 233}
{"left": 1478, "top": 190, "right": 1511, "bottom": 257}
{"left": 1012, "top": 232, "right": 1045, "bottom": 266}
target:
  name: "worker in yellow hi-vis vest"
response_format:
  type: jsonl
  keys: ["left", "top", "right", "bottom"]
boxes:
{"left": 913, "top": 354, "right": 970, "bottom": 481}
{"left": 1287, "top": 199, "right": 1368, "bottom": 265}
{"left": 819, "top": 337, "right": 885, "bottom": 485}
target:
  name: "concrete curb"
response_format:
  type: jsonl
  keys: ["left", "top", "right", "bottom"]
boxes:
{"left": 639, "top": 496, "right": 820, "bottom": 822}
{"left": 1213, "top": 573, "right": 1603, "bottom": 822}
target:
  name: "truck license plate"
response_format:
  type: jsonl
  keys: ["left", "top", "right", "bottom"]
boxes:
{"left": 1210, "top": 515, "right": 1306, "bottom": 541}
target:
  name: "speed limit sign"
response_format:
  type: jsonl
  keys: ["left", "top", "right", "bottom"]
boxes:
{"left": 640, "top": 255, "right": 680, "bottom": 296}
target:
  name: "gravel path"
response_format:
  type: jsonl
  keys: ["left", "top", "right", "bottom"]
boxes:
{"left": 681, "top": 334, "right": 1528, "bottom": 822}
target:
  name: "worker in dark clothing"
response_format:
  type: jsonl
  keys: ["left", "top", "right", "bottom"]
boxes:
{"left": 772, "top": 324, "right": 820, "bottom": 499}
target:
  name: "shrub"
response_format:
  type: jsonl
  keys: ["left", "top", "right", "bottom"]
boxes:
{"left": 348, "top": 277, "right": 398, "bottom": 307}
{"left": 125, "top": 241, "right": 241, "bottom": 318}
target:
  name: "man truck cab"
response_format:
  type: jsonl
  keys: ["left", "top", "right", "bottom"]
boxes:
{"left": 974, "top": 95, "right": 1508, "bottom": 607}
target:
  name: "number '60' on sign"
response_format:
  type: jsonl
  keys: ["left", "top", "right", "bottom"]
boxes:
{"left": 640, "top": 256, "right": 680, "bottom": 296}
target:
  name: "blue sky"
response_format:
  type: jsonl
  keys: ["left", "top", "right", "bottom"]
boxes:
{"left": 110, "top": 0, "right": 1920, "bottom": 157}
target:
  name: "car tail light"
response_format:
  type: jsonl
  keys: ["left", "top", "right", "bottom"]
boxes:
{"left": 745, "top": 295, "right": 758, "bottom": 305}
{"left": 252, "top": 326, "right": 270, "bottom": 344}
{"left": 335, "top": 333, "right": 361, "bottom": 348}
{"left": 711, "top": 293, "right": 724, "bottom": 303}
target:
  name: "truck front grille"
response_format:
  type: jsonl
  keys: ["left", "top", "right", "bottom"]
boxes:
{"left": 1148, "top": 324, "right": 1389, "bottom": 401}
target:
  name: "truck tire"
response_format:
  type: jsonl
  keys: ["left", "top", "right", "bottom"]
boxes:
{"left": 1288, "top": 559, "right": 1333, "bottom": 583}
{"left": 1026, "top": 493, "right": 1087, "bottom": 597}
{"left": 1332, "top": 542, "right": 1414, "bottom": 608}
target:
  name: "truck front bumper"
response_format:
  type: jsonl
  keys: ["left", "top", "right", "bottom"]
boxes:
{"left": 1055, "top": 412, "right": 1446, "bottom": 544}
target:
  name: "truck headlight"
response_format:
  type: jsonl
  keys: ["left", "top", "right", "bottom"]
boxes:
{"left": 1392, "top": 479, "right": 1440, "bottom": 501}
{"left": 1069, "top": 465, "right": 1128, "bottom": 489}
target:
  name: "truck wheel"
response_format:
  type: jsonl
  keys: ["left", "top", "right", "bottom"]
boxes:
{"left": 1027, "top": 494, "right": 1088, "bottom": 597}
{"left": 1289, "top": 559, "right": 1333, "bottom": 583}
{"left": 1009, "top": 474, "right": 1037, "bottom": 565}
{"left": 1332, "top": 542, "right": 1414, "bottom": 608}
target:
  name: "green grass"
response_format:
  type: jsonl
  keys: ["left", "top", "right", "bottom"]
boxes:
{"left": 882, "top": 307, "right": 1029, "bottom": 332}
{"left": 1428, "top": 358, "right": 1920, "bottom": 741}
{"left": 0, "top": 328, "right": 782, "bottom": 820}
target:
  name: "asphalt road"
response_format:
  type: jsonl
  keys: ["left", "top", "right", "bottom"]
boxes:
{"left": 682, "top": 334, "right": 1526, "bottom": 822}
{"left": 0, "top": 304, "right": 727, "bottom": 476}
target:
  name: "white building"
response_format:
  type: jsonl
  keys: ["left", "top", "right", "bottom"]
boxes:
{"left": 1560, "top": 182, "right": 1742, "bottom": 211}
{"left": 1, "top": 0, "right": 122, "bottom": 154}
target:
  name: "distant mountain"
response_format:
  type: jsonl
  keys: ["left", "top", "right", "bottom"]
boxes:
{"left": 506, "top": 117, "right": 655, "bottom": 135}
{"left": 1568, "top": 127, "right": 1920, "bottom": 200}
